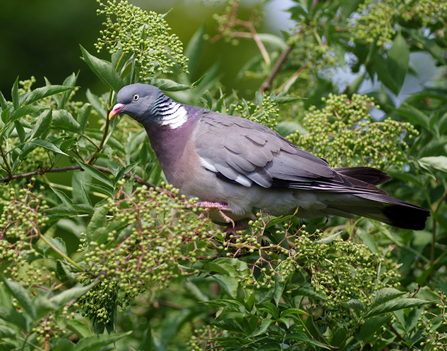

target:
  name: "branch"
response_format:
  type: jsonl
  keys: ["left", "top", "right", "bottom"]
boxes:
{"left": 259, "top": 44, "right": 293, "bottom": 93}
{"left": 0, "top": 164, "right": 156, "bottom": 188}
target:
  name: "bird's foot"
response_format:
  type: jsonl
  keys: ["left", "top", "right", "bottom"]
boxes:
{"left": 195, "top": 201, "right": 235, "bottom": 227}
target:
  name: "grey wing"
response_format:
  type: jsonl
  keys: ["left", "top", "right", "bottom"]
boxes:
{"left": 193, "top": 111, "right": 368, "bottom": 192}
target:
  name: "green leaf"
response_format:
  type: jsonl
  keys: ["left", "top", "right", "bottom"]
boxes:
{"left": 281, "top": 308, "right": 308, "bottom": 317}
{"left": 84, "top": 182, "right": 114, "bottom": 197}
{"left": 2, "top": 278, "right": 36, "bottom": 319}
{"left": 375, "top": 33, "right": 409, "bottom": 95}
{"left": 80, "top": 45, "right": 124, "bottom": 92}
{"left": 86, "top": 206, "right": 108, "bottom": 242}
{"left": 365, "top": 298, "right": 429, "bottom": 318}
{"left": 316, "top": 232, "right": 341, "bottom": 244}
{"left": 419, "top": 156, "right": 447, "bottom": 174}
{"left": 360, "top": 315, "right": 390, "bottom": 343}
{"left": 204, "top": 299, "right": 245, "bottom": 312}
{"left": 50, "top": 187, "right": 74, "bottom": 208}
{"left": 185, "top": 24, "right": 206, "bottom": 78}
{"left": 85, "top": 129, "right": 125, "bottom": 153}
{"left": 9, "top": 105, "right": 46, "bottom": 124}
{"left": 11, "top": 77, "right": 19, "bottom": 110}
{"left": 138, "top": 327, "right": 155, "bottom": 351}
{"left": 248, "top": 318, "right": 274, "bottom": 337}
{"left": 212, "top": 319, "right": 244, "bottom": 334}
{"left": 0, "top": 306, "right": 30, "bottom": 332}
{"left": 288, "top": 285, "right": 327, "bottom": 301}
{"left": 393, "top": 101, "right": 431, "bottom": 131}
{"left": 0, "top": 325, "right": 16, "bottom": 339}
{"left": 50, "top": 281, "right": 99, "bottom": 310}
{"left": 115, "top": 162, "right": 139, "bottom": 184}
{"left": 404, "top": 28, "right": 446, "bottom": 65}
{"left": 34, "top": 294, "right": 57, "bottom": 319}
{"left": 74, "top": 160, "right": 114, "bottom": 189}
{"left": 31, "top": 139, "right": 68, "bottom": 156}
{"left": 273, "top": 275, "right": 285, "bottom": 306}
{"left": 30, "top": 109, "right": 52, "bottom": 140}
{"left": 73, "top": 331, "right": 131, "bottom": 351}
{"left": 86, "top": 90, "right": 107, "bottom": 120}
{"left": 369, "top": 288, "right": 406, "bottom": 310}
{"left": 285, "top": 332, "right": 331, "bottom": 349}
{"left": 52, "top": 110, "right": 81, "bottom": 132}
{"left": 59, "top": 73, "right": 78, "bottom": 109}
{"left": 213, "top": 275, "right": 238, "bottom": 298}
{"left": 148, "top": 78, "right": 191, "bottom": 91}
{"left": 258, "top": 33, "right": 287, "bottom": 50}
{"left": 358, "top": 229, "right": 379, "bottom": 254}
{"left": 77, "top": 103, "right": 91, "bottom": 133}
{"left": 341, "top": 299, "right": 365, "bottom": 313}
{"left": 24, "top": 85, "right": 73, "bottom": 106}
{"left": 14, "top": 120, "right": 25, "bottom": 143}
{"left": 66, "top": 319, "right": 92, "bottom": 339}
{"left": 0, "top": 90, "right": 8, "bottom": 110}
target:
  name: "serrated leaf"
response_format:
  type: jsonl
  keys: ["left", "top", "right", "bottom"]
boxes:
{"left": 86, "top": 206, "right": 108, "bottom": 242}
{"left": 0, "top": 325, "right": 15, "bottom": 339}
{"left": 9, "top": 105, "right": 46, "bottom": 124}
{"left": 85, "top": 129, "right": 125, "bottom": 153}
{"left": 342, "top": 299, "right": 365, "bottom": 312}
{"left": 86, "top": 90, "right": 107, "bottom": 120}
{"left": 375, "top": 33, "right": 409, "bottom": 95}
{"left": 0, "top": 306, "right": 30, "bottom": 332}
{"left": 360, "top": 315, "right": 390, "bottom": 343}
{"left": 14, "top": 120, "right": 25, "bottom": 142}
{"left": 77, "top": 103, "right": 91, "bottom": 133}
{"left": 288, "top": 286, "right": 327, "bottom": 301}
{"left": 203, "top": 299, "right": 245, "bottom": 312}
{"left": 285, "top": 332, "right": 331, "bottom": 349}
{"left": 148, "top": 78, "right": 191, "bottom": 91}
{"left": 248, "top": 318, "right": 274, "bottom": 337}
{"left": 50, "top": 281, "right": 98, "bottom": 310}
{"left": 419, "top": 156, "right": 447, "bottom": 174}
{"left": 281, "top": 308, "right": 308, "bottom": 317}
{"left": 358, "top": 229, "right": 379, "bottom": 254}
{"left": 185, "top": 24, "right": 206, "bottom": 78}
{"left": 31, "top": 139, "right": 68, "bottom": 156}
{"left": 52, "top": 110, "right": 80, "bottom": 132}
{"left": 66, "top": 319, "right": 92, "bottom": 339}
{"left": 369, "top": 288, "right": 406, "bottom": 310}
{"left": 393, "top": 101, "right": 430, "bottom": 131}
{"left": 213, "top": 275, "right": 238, "bottom": 298}
{"left": 59, "top": 73, "right": 78, "bottom": 109}
{"left": 74, "top": 331, "right": 131, "bottom": 351}
{"left": 80, "top": 45, "right": 124, "bottom": 92}
{"left": 74, "top": 160, "right": 114, "bottom": 189}
{"left": 316, "top": 232, "right": 341, "bottom": 244}
{"left": 24, "top": 85, "right": 72, "bottom": 106}
{"left": 115, "top": 162, "right": 139, "bottom": 184}
{"left": 258, "top": 33, "right": 287, "bottom": 50}
{"left": 365, "top": 298, "right": 429, "bottom": 318}
{"left": 51, "top": 186, "right": 74, "bottom": 208}
{"left": 274, "top": 276, "right": 285, "bottom": 306}
{"left": 30, "top": 109, "right": 52, "bottom": 140}
{"left": 138, "top": 327, "right": 155, "bottom": 351}
{"left": 11, "top": 77, "right": 19, "bottom": 110}
{"left": 84, "top": 182, "right": 114, "bottom": 197}
{"left": 2, "top": 278, "right": 36, "bottom": 319}
{"left": 212, "top": 319, "right": 244, "bottom": 334}
{"left": 34, "top": 295, "right": 57, "bottom": 319}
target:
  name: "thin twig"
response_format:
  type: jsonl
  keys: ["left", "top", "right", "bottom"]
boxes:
{"left": 0, "top": 164, "right": 156, "bottom": 188}
{"left": 259, "top": 44, "right": 294, "bottom": 93}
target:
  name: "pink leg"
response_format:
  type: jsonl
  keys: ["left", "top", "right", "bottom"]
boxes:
{"left": 195, "top": 201, "right": 235, "bottom": 227}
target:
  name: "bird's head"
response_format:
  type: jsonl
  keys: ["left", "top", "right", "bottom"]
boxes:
{"left": 109, "top": 84, "right": 162, "bottom": 124}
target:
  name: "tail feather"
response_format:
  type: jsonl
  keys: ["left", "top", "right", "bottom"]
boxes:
{"left": 324, "top": 193, "right": 430, "bottom": 230}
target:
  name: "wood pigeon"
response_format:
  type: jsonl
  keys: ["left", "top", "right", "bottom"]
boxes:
{"left": 109, "top": 84, "right": 430, "bottom": 230}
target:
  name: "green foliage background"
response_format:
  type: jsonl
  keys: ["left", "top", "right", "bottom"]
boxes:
{"left": 1, "top": 0, "right": 447, "bottom": 350}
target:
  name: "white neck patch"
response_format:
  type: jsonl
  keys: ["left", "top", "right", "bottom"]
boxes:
{"left": 159, "top": 101, "right": 188, "bottom": 129}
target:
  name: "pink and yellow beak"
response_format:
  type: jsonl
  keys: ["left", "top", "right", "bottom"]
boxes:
{"left": 108, "top": 103, "right": 126, "bottom": 119}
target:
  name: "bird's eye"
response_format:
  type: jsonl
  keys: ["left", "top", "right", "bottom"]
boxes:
{"left": 133, "top": 94, "right": 140, "bottom": 101}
